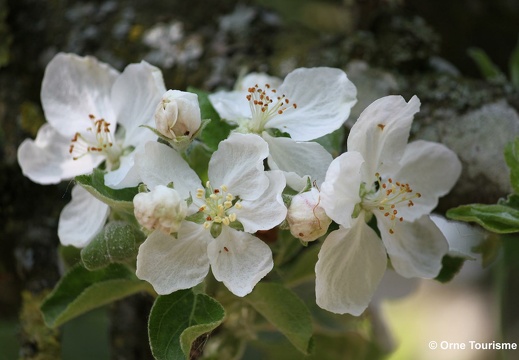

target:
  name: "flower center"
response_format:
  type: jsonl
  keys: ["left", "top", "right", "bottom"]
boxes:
{"left": 69, "top": 114, "right": 121, "bottom": 166}
{"left": 362, "top": 173, "right": 421, "bottom": 234}
{"left": 245, "top": 84, "right": 297, "bottom": 133}
{"left": 196, "top": 181, "right": 242, "bottom": 229}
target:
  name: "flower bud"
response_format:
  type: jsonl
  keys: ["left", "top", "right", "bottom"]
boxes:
{"left": 287, "top": 188, "right": 332, "bottom": 242}
{"left": 134, "top": 185, "right": 187, "bottom": 234}
{"left": 154, "top": 90, "right": 201, "bottom": 140}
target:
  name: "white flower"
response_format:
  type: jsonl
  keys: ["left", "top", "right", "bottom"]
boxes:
{"left": 134, "top": 185, "right": 188, "bottom": 234}
{"left": 209, "top": 68, "right": 357, "bottom": 189}
{"left": 135, "top": 133, "right": 287, "bottom": 297}
{"left": 17, "top": 53, "right": 166, "bottom": 247}
{"left": 154, "top": 90, "right": 201, "bottom": 140}
{"left": 286, "top": 188, "right": 331, "bottom": 242}
{"left": 317, "top": 95, "right": 462, "bottom": 315}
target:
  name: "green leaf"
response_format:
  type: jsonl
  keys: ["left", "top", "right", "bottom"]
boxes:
{"left": 41, "top": 264, "right": 149, "bottom": 328}
{"left": 244, "top": 283, "right": 313, "bottom": 355}
{"left": 467, "top": 47, "right": 506, "bottom": 81}
{"left": 75, "top": 169, "right": 138, "bottom": 214}
{"left": 505, "top": 138, "right": 519, "bottom": 193}
{"left": 273, "top": 229, "right": 304, "bottom": 267}
{"left": 435, "top": 255, "right": 466, "bottom": 283}
{"left": 80, "top": 221, "right": 145, "bottom": 270}
{"left": 187, "top": 87, "right": 235, "bottom": 151}
{"left": 148, "top": 290, "right": 225, "bottom": 360}
{"left": 199, "top": 331, "right": 246, "bottom": 360}
{"left": 447, "top": 201, "right": 519, "bottom": 234}
{"left": 509, "top": 36, "right": 519, "bottom": 89}
{"left": 314, "top": 127, "right": 345, "bottom": 158}
{"left": 281, "top": 244, "right": 320, "bottom": 287}
{"left": 249, "top": 331, "right": 384, "bottom": 360}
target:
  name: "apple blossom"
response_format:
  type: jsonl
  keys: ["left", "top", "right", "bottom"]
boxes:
{"left": 317, "top": 95, "right": 462, "bottom": 315}
{"left": 135, "top": 133, "right": 287, "bottom": 297}
{"left": 17, "top": 53, "right": 166, "bottom": 247}
{"left": 209, "top": 68, "right": 357, "bottom": 189}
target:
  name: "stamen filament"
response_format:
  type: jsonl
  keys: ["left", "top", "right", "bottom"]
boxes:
{"left": 69, "top": 114, "right": 121, "bottom": 164}
{"left": 363, "top": 174, "right": 422, "bottom": 235}
{"left": 246, "top": 84, "right": 297, "bottom": 133}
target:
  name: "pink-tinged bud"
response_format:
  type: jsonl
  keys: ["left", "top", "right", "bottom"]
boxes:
{"left": 287, "top": 188, "right": 332, "bottom": 242}
{"left": 134, "top": 185, "right": 187, "bottom": 234}
{"left": 154, "top": 90, "right": 201, "bottom": 140}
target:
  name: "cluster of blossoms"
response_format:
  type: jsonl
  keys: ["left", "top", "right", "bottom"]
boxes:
{"left": 18, "top": 52, "right": 465, "bottom": 315}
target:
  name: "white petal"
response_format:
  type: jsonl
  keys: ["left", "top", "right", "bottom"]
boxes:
{"left": 391, "top": 140, "right": 462, "bottom": 221}
{"left": 208, "top": 90, "right": 250, "bottom": 124}
{"left": 111, "top": 61, "right": 166, "bottom": 147}
{"left": 320, "top": 151, "right": 364, "bottom": 228}
{"left": 279, "top": 172, "right": 310, "bottom": 193}
{"left": 17, "top": 124, "right": 104, "bottom": 184}
{"left": 208, "top": 133, "right": 269, "bottom": 200}
{"left": 41, "top": 53, "right": 118, "bottom": 137}
{"left": 136, "top": 222, "right": 211, "bottom": 294}
{"left": 347, "top": 95, "right": 420, "bottom": 177}
{"left": 104, "top": 150, "right": 141, "bottom": 189}
{"left": 430, "top": 214, "right": 485, "bottom": 260}
{"left": 58, "top": 185, "right": 110, "bottom": 247}
{"left": 235, "top": 72, "right": 282, "bottom": 91}
{"left": 135, "top": 141, "right": 201, "bottom": 198}
{"left": 208, "top": 227, "right": 273, "bottom": 297}
{"left": 267, "top": 67, "right": 357, "bottom": 141}
{"left": 235, "top": 171, "right": 287, "bottom": 233}
{"left": 316, "top": 218, "right": 387, "bottom": 315}
{"left": 262, "top": 132, "right": 332, "bottom": 187}
{"left": 378, "top": 215, "right": 448, "bottom": 278}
